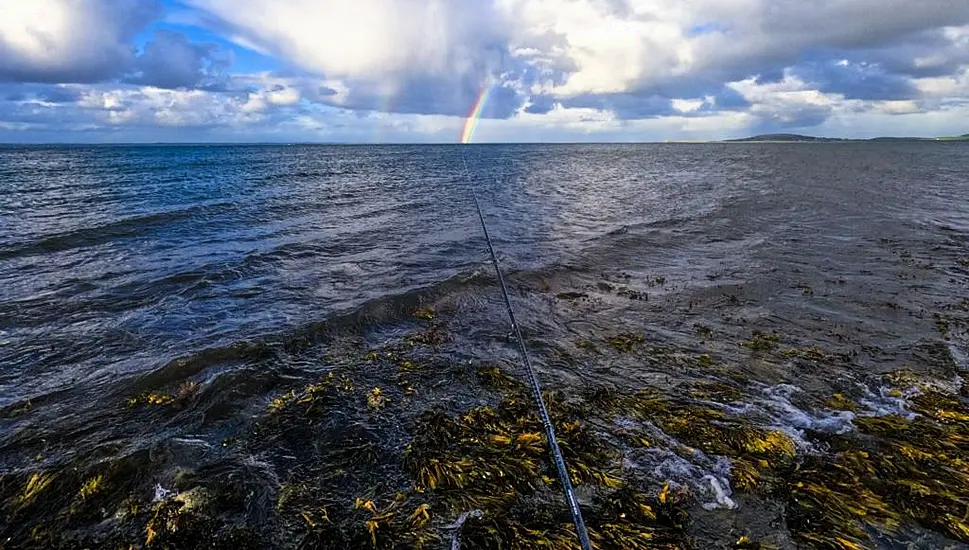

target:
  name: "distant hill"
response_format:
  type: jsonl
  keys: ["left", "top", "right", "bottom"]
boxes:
{"left": 727, "top": 134, "right": 847, "bottom": 142}
{"left": 727, "top": 133, "right": 967, "bottom": 142}
{"left": 868, "top": 136, "right": 935, "bottom": 142}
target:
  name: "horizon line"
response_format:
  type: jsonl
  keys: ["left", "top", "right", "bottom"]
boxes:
{"left": 0, "top": 138, "right": 958, "bottom": 147}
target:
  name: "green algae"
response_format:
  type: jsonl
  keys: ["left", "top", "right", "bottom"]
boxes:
{"left": 574, "top": 339, "right": 600, "bottom": 353}
{"left": 366, "top": 387, "right": 388, "bottom": 411}
{"left": 694, "top": 324, "right": 713, "bottom": 338}
{"left": 126, "top": 381, "right": 200, "bottom": 409}
{"left": 78, "top": 475, "right": 103, "bottom": 499}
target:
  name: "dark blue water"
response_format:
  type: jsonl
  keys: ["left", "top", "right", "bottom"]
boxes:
{"left": 1, "top": 143, "right": 967, "bottom": 548}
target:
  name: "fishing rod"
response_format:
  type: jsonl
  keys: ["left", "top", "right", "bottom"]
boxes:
{"left": 459, "top": 154, "right": 594, "bottom": 550}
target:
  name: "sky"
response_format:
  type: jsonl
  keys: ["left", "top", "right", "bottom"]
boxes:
{"left": 1, "top": 0, "right": 968, "bottom": 143}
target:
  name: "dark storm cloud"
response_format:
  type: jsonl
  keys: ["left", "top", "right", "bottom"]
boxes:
{"left": 767, "top": 105, "right": 832, "bottom": 129}
{"left": 335, "top": 76, "right": 523, "bottom": 118}
{"left": 0, "top": 2, "right": 229, "bottom": 91}
{"left": 708, "top": 86, "right": 750, "bottom": 110}
{"left": 0, "top": 0, "right": 161, "bottom": 84}
{"left": 791, "top": 60, "right": 918, "bottom": 100}
{"left": 37, "top": 87, "right": 85, "bottom": 103}
{"left": 671, "top": 1, "right": 969, "bottom": 101}
{"left": 562, "top": 93, "right": 675, "bottom": 119}
{"left": 0, "top": 83, "right": 83, "bottom": 104}
{"left": 524, "top": 95, "right": 555, "bottom": 115}
{"left": 126, "top": 31, "right": 232, "bottom": 89}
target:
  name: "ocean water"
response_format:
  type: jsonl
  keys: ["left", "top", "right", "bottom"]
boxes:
{"left": 1, "top": 143, "right": 968, "bottom": 548}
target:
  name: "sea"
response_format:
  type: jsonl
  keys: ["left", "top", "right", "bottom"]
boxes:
{"left": 1, "top": 143, "right": 967, "bottom": 549}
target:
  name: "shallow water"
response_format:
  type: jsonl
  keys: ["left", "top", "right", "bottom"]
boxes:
{"left": 1, "top": 143, "right": 968, "bottom": 549}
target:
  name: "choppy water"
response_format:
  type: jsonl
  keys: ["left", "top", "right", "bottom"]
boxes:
{"left": 1, "top": 143, "right": 968, "bottom": 549}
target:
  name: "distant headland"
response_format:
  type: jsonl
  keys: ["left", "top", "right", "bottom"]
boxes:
{"left": 725, "top": 133, "right": 969, "bottom": 143}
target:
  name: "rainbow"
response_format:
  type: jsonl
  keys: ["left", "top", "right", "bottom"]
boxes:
{"left": 460, "top": 86, "right": 491, "bottom": 144}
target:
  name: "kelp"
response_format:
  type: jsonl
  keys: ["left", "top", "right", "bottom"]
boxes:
{"left": 740, "top": 331, "right": 780, "bottom": 352}
{"left": 607, "top": 333, "right": 645, "bottom": 353}
{"left": 778, "top": 374, "right": 969, "bottom": 548}
{"left": 6, "top": 291, "right": 969, "bottom": 550}
{"left": 402, "top": 371, "right": 690, "bottom": 549}
{"left": 602, "top": 390, "right": 797, "bottom": 477}
{"left": 825, "top": 393, "right": 858, "bottom": 411}
{"left": 782, "top": 347, "right": 840, "bottom": 363}
{"left": 0, "top": 457, "right": 266, "bottom": 550}
{"left": 412, "top": 307, "right": 436, "bottom": 321}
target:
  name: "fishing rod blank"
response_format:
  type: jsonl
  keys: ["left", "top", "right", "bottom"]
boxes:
{"left": 461, "top": 156, "right": 594, "bottom": 550}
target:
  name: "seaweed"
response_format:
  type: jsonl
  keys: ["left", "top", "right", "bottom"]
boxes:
{"left": 412, "top": 307, "right": 436, "bottom": 320}
{"left": 783, "top": 347, "right": 836, "bottom": 363}
{"left": 9, "top": 297, "right": 969, "bottom": 550}
{"left": 740, "top": 331, "right": 780, "bottom": 352}
{"left": 366, "top": 387, "right": 388, "bottom": 411}
{"left": 607, "top": 333, "right": 645, "bottom": 353}
{"left": 825, "top": 393, "right": 857, "bottom": 411}
{"left": 574, "top": 340, "right": 599, "bottom": 353}
{"left": 400, "top": 370, "right": 690, "bottom": 549}
{"left": 782, "top": 375, "right": 969, "bottom": 547}
{"left": 476, "top": 364, "right": 524, "bottom": 390}
{"left": 934, "top": 313, "right": 951, "bottom": 339}
{"left": 126, "top": 381, "right": 200, "bottom": 409}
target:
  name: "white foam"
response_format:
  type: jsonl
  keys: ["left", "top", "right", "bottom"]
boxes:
{"left": 948, "top": 341, "right": 968, "bottom": 372}
{"left": 699, "top": 475, "right": 737, "bottom": 510}
{"left": 756, "top": 383, "right": 855, "bottom": 443}
{"left": 153, "top": 483, "right": 174, "bottom": 502}
{"left": 637, "top": 444, "right": 739, "bottom": 511}
{"left": 648, "top": 448, "right": 706, "bottom": 481}
{"left": 855, "top": 383, "right": 914, "bottom": 420}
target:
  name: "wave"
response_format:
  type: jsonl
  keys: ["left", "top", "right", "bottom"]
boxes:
{"left": 118, "top": 258, "right": 594, "bottom": 398}
{"left": 0, "top": 201, "right": 238, "bottom": 261}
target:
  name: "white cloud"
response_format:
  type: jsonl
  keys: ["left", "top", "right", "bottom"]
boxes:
{"left": 2, "top": 1, "right": 969, "bottom": 140}
{"left": 185, "top": 0, "right": 969, "bottom": 109}
{"left": 874, "top": 100, "right": 922, "bottom": 115}
{"left": 672, "top": 98, "right": 705, "bottom": 113}
{"left": 914, "top": 68, "right": 969, "bottom": 98}
{"left": 187, "top": 0, "right": 505, "bottom": 82}
{"left": 74, "top": 85, "right": 264, "bottom": 128}
{"left": 0, "top": 0, "right": 157, "bottom": 83}
{"left": 498, "top": 0, "right": 695, "bottom": 96}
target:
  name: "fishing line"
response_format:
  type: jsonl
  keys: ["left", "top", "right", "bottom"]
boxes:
{"left": 458, "top": 152, "right": 594, "bottom": 550}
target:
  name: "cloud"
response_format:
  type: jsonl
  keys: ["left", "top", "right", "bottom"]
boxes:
{"left": 185, "top": 0, "right": 526, "bottom": 116}
{"left": 508, "top": 0, "right": 969, "bottom": 101}
{"left": 728, "top": 74, "right": 840, "bottom": 129}
{"left": 0, "top": 0, "right": 160, "bottom": 83}
{"left": 1, "top": 1, "right": 969, "bottom": 140}
{"left": 127, "top": 30, "right": 232, "bottom": 90}
{"left": 789, "top": 60, "right": 918, "bottom": 101}
{"left": 188, "top": 0, "right": 507, "bottom": 79}
{"left": 0, "top": 2, "right": 231, "bottom": 90}
{"left": 181, "top": 0, "right": 969, "bottom": 122}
